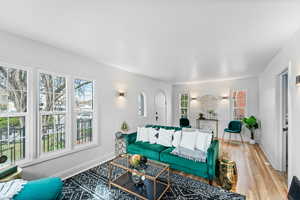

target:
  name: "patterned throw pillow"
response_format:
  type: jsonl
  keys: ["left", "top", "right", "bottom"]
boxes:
{"left": 148, "top": 128, "right": 159, "bottom": 144}
{"left": 172, "top": 130, "right": 182, "bottom": 147}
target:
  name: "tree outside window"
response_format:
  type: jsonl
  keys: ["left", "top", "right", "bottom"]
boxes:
{"left": 39, "top": 73, "right": 66, "bottom": 153}
{"left": 74, "top": 79, "right": 94, "bottom": 145}
{"left": 0, "top": 66, "right": 27, "bottom": 162}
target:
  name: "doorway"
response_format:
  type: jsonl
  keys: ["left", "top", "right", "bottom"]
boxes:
{"left": 155, "top": 91, "right": 167, "bottom": 125}
{"left": 279, "top": 70, "right": 288, "bottom": 181}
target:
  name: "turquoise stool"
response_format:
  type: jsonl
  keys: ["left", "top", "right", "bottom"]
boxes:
{"left": 223, "top": 120, "right": 244, "bottom": 143}
{"left": 13, "top": 177, "right": 63, "bottom": 200}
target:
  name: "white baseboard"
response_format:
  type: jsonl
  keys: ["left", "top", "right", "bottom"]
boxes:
{"left": 53, "top": 152, "right": 115, "bottom": 180}
{"left": 259, "top": 143, "right": 280, "bottom": 170}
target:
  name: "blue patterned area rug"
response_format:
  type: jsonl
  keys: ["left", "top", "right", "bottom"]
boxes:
{"left": 59, "top": 162, "right": 245, "bottom": 200}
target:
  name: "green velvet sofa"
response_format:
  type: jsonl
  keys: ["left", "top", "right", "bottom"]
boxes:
{"left": 124, "top": 125, "right": 219, "bottom": 184}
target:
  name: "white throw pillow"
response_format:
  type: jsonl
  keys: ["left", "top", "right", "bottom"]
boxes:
{"left": 136, "top": 127, "right": 149, "bottom": 142}
{"left": 195, "top": 131, "right": 213, "bottom": 152}
{"left": 157, "top": 129, "right": 174, "bottom": 147}
{"left": 180, "top": 131, "right": 197, "bottom": 150}
{"left": 182, "top": 128, "right": 197, "bottom": 132}
{"left": 148, "top": 128, "right": 159, "bottom": 144}
{"left": 172, "top": 130, "right": 182, "bottom": 147}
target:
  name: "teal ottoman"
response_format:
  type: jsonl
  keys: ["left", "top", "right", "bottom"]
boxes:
{"left": 13, "top": 177, "right": 63, "bottom": 200}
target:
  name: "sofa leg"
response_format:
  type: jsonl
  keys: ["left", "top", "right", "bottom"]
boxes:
{"left": 209, "top": 180, "right": 213, "bottom": 185}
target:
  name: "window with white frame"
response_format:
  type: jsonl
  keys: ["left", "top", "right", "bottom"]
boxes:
{"left": 231, "top": 89, "right": 247, "bottom": 120}
{"left": 138, "top": 92, "right": 146, "bottom": 117}
{"left": 179, "top": 93, "right": 189, "bottom": 118}
{"left": 0, "top": 66, "right": 27, "bottom": 162}
{"left": 39, "top": 73, "right": 66, "bottom": 153}
{"left": 74, "top": 79, "right": 94, "bottom": 145}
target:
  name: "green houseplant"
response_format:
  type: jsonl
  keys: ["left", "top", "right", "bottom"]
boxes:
{"left": 242, "top": 116, "right": 259, "bottom": 144}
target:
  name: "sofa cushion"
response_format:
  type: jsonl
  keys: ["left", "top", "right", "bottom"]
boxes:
{"left": 160, "top": 147, "right": 208, "bottom": 173}
{"left": 224, "top": 128, "right": 240, "bottom": 133}
{"left": 127, "top": 141, "right": 167, "bottom": 160}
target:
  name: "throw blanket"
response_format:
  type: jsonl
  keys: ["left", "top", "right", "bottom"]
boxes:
{"left": 171, "top": 146, "right": 207, "bottom": 162}
{"left": 0, "top": 179, "right": 27, "bottom": 200}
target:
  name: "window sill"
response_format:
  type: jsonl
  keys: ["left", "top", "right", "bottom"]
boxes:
{"left": 20, "top": 143, "right": 99, "bottom": 168}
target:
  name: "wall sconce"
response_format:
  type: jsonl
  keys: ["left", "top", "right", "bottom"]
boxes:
{"left": 296, "top": 75, "right": 300, "bottom": 86}
{"left": 117, "top": 91, "right": 126, "bottom": 97}
{"left": 221, "top": 96, "right": 229, "bottom": 100}
{"left": 191, "top": 97, "right": 198, "bottom": 101}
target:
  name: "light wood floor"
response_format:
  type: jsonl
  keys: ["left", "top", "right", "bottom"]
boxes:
{"left": 173, "top": 140, "right": 288, "bottom": 200}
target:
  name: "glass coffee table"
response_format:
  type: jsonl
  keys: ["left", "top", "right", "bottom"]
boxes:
{"left": 108, "top": 154, "right": 170, "bottom": 200}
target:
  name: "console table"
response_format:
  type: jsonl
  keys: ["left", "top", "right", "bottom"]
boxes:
{"left": 196, "top": 119, "right": 219, "bottom": 138}
{"left": 115, "top": 132, "right": 128, "bottom": 156}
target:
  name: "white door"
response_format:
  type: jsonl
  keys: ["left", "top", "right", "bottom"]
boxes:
{"left": 280, "top": 70, "right": 288, "bottom": 182}
{"left": 155, "top": 92, "right": 167, "bottom": 125}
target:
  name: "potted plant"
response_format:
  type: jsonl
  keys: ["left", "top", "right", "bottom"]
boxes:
{"left": 242, "top": 116, "right": 259, "bottom": 144}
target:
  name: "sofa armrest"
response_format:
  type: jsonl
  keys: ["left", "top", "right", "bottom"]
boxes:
{"left": 207, "top": 140, "right": 219, "bottom": 180}
{"left": 123, "top": 132, "right": 137, "bottom": 145}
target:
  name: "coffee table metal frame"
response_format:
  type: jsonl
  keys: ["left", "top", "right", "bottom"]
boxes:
{"left": 108, "top": 154, "right": 170, "bottom": 200}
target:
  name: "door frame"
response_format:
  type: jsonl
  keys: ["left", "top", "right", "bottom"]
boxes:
{"left": 277, "top": 62, "right": 292, "bottom": 184}
{"left": 278, "top": 69, "right": 288, "bottom": 173}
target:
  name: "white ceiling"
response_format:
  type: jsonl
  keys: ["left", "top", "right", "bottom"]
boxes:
{"left": 0, "top": 0, "right": 300, "bottom": 83}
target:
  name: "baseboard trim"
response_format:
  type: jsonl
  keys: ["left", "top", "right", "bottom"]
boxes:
{"left": 259, "top": 143, "right": 280, "bottom": 170}
{"left": 53, "top": 152, "right": 115, "bottom": 180}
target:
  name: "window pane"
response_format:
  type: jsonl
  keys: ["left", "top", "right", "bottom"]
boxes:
{"left": 0, "top": 92, "right": 8, "bottom": 112}
{"left": 54, "top": 93, "right": 66, "bottom": 111}
{"left": 40, "top": 73, "right": 53, "bottom": 93}
{"left": 0, "top": 117, "right": 9, "bottom": 162}
{"left": 0, "top": 117, "right": 25, "bottom": 162}
{"left": 0, "top": 66, "right": 27, "bottom": 163}
{"left": 54, "top": 76, "right": 66, "bottom": 94}
{"left": 138, "top": 93, "right": 145, "bottom": 116}
{"left": 0, "top": 67, "right": 7, "bottom": 90}
{"left": 0, "top": 117, "right": 8, "bottom": 140}
{"left": 8, "top": 91, "right": 27, "bottom": 112}
{"left": 41, "top": 114, "right": 65, "bottom": 153}
{"left": 54, "top": 114, "right": 66, "bottom": 150}
{"left": 75, "top": 79, "right": 93, "bottom": 110}
{"left": 39, "top": 92, "right": 53, "bottom": 111}
{"left": 8, "top": 117, "right": 25, "bottom": 161}
{"left": 180, "top": 94, "right": 189, "bottom": 118}
{"left": 8, "top": 68, "right": 27, "bottom": 91}
{"left": 76, "top": 112, "right": 92, "bottom": 145}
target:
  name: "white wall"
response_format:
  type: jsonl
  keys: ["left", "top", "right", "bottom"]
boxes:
{"left": 0, "top": 30, "right": 172, "bottom": 179}
{"left": 172, "top": 77, "right": 259, "bottom": 142}
{"left": 259, "top": 27, "right": 300, "bottom": 185}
